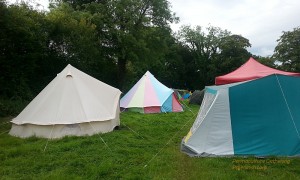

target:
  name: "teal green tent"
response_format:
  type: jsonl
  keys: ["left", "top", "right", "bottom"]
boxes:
{"left": 182, "top": 74, "right": 300, "bottom": 156}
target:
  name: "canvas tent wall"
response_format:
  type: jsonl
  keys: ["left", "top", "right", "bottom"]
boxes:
{"left": 215, "top": 57, "right": 300, "bottom": 85}
{"left": 120, "top": 71, "right": 183, "bottom": 113}
{"left": 189, "top": 90, "right": 204, "bottom": 105}
{"left": 10, "top": 64, "right": 121, "bottom": 139}
{"left": 182, "top": 74, "right": 300, "bottom": 156}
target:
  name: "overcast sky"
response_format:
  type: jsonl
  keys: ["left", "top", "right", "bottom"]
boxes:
{"left": 8, "top": 0, "right": 300, "bottom": 57}
{"left": 170, "top": 0, "right": 300, "bottom": 56}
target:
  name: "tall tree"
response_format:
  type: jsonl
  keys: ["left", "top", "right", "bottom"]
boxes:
{"left": 0, "top": 2, "right": 48, "bottom": 99}
{"left": 46, "top": 3, "right": 101, "bottom": 72}
{"left": 252, "top": 55, "right": 277, "bottom": 68}
{"left": 176, "top": 25, "right": 252, "bottom": 87}
{"left": 177, "top": 25, "right": 229, "bottom": 87}
{"left": 273, "top": 27, "right": 300, "bottom": 72}
{"left": 60, "top": 0, "right": 178, "bottom": 89}
{"left": 217, "top": 34, "right": 252, "bottom": 75}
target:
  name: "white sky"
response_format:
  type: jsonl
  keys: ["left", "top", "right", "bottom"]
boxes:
{"left": 8, "top": 0, "right": 300, "bottom": 56}
{"left": 170, "top": 0, "right": 300, "bottom": 56}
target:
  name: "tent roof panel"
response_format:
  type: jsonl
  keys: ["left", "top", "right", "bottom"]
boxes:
{"left": 215, "top": 57, "right": 300, "bottom": 85}
{"left": 12, "top": 64, "right": 121, "bottom": 125}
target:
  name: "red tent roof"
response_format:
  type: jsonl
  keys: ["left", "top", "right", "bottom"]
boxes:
{"left": 215, "top": 57, "right": 300, "bottom": 85}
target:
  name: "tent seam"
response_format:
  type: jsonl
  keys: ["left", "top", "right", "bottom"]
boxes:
{"left": 275, "top": 74, "right": 300, "bottom": 140}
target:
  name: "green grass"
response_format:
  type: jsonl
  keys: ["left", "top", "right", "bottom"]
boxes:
{"left": 0, "top": 104, "right": 299, "bottom": 179}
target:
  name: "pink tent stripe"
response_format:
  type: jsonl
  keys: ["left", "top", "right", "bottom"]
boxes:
{"left": 172, "top": 94, "right": 183, "bottom": 112}
{"left": 144, "top": 74, "right": 161, "bottom": 107}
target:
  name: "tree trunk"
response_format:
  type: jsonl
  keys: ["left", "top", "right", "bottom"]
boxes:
{"left": 117, "top": 57, "right": 126, "bottom": 90}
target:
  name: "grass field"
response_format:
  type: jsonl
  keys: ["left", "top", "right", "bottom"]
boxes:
{"left": 0, "top": 104, "right": 299, "bottom": 179}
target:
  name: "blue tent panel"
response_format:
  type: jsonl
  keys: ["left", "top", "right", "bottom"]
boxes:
{"left": 230, "top": 75, "right": 300, "bottom": 156}
{"left": 161, "top": 94, "right": 173, "bottom": 112}
{"left": 183, "top": 93, "right": 190, "bottom": 99}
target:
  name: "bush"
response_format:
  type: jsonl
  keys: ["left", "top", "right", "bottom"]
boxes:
{"left": 0, "top": 98, "right": 29, "bottom": 117}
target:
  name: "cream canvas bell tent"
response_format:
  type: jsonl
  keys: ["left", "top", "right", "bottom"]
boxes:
{"left": 9, "top": 64, "right": 121, "bottom": 139}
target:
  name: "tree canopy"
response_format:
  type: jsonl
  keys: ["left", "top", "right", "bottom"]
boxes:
{"left": 176, "top": 25, "right": 252, "bottom": 88}
{"left": 273, "top": 27, "right": 300, "bottom": 72}
{"left": 1, "top": 0, "right": 299, "bottom": 116}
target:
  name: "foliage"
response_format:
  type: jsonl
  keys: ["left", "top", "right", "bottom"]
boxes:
{"left": 1, "top": 106, "right": 300, "bottom": 179}
{"left": 1, "top": 0, "right": 300, "bottom": 117}
{"left": 273, "top": 27, "right": 300, "bottom": 72}
{"left": 0, "top": 2, "right": 48, "bottom": 100}
{"left": 253, "top": 55, "right": 277, "bottom": 68}
{"left": 217, "top": 34, "right": 252, "bottom": 75}
{"left": 65, "top": 0, "right": 178, "bottom": 89}
{"left": 160, "top": 40, "right": 197, "bottom": 90}
{"left": 45, "top": 3, "right": 118, "bottom": 86}
{"left": 0, "top": 98, "right": 29, "bottom": 117}
{"left": 176, "top": 25, "right": 252, "bottom": 89}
